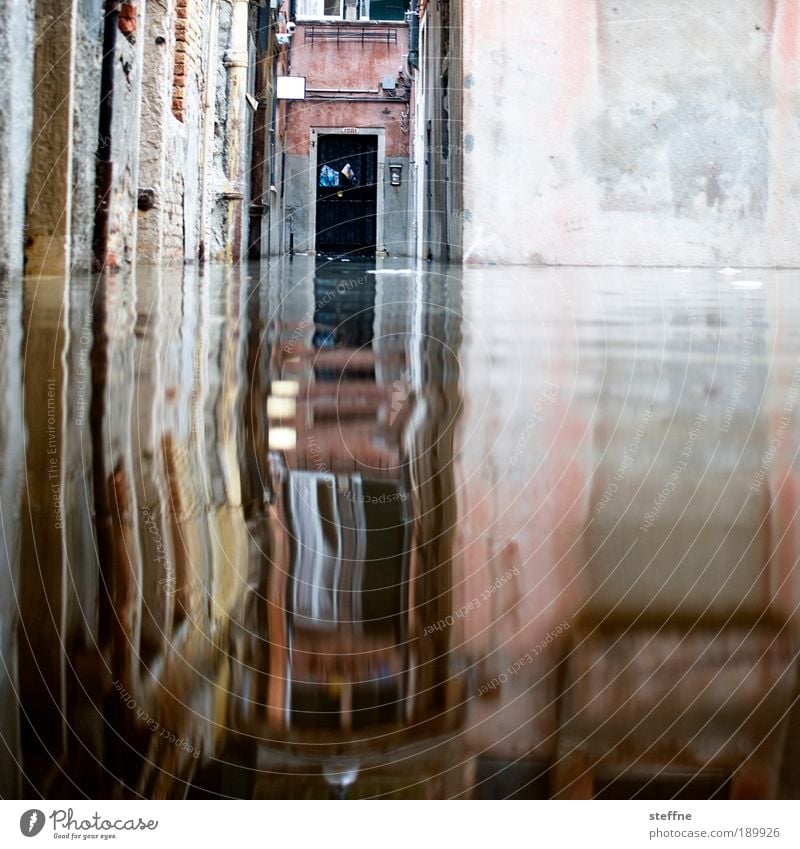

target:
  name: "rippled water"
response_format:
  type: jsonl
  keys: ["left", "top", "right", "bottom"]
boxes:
{"left": 1, "top": 260, "right": 799, "bottom": 799}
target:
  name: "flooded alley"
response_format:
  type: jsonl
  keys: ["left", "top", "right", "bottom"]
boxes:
{"left": 2, "top": 260, "right": 799, "bottom": 799}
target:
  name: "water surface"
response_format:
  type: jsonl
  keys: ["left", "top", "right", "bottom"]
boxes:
{"left": 1, "top": 260, "right": 799, "bottom": 799}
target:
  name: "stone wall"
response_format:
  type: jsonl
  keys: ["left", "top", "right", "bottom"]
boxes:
{"left": 101, "top": 1, "right": 147, "bottom": 269}
{"left": 0, "top": 0, "right": 278, "bottom": 274}
{"left": 137, "top": 0, "right": 212, "bottom": 265}
{"left": 71, "top": 0, "right": 104, "bottom": 271}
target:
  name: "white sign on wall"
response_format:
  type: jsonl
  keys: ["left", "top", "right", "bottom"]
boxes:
{"left": 276, "top": 76, "right": 307, "bottom": 100}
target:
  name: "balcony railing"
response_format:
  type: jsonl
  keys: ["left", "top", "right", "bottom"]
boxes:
{"left": 304, "top": 25, "right": 399, "bottom": 45}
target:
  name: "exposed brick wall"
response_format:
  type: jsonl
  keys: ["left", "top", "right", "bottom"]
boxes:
{"left": 162, "top": 0, "right": 210, "bottom": 259}
{"left": 172, "top": 0, "right": 206, "bottom": 122}
{"left": 172, "top": 0, "right": 188, "bottom": 120}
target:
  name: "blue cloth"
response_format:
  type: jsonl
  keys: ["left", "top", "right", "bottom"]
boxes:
{"left": 320, "top": 165, "right": 340, "bottom": 188}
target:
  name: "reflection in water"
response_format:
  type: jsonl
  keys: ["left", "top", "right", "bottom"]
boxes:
{"left": 2, "top": 262, "right": 800, "bottom": 798}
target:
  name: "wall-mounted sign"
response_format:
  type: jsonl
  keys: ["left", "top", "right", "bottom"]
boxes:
{"left": 276, "top": 76, "right": 307, "bottom": 100}
{"left": 341, "top": 127, "right": 360, "bottom": 134}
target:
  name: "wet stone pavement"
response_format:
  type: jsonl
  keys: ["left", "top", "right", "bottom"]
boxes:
{"left": 2, "top": 260, "right": 800, "bottom": 799}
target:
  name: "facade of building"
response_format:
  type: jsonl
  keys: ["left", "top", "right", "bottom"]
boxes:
{"left": 447, "top": 0, "right": 800, "bottom": 266}
{"left": 0, "top": 0, "right": 294, "bottom": 279}
{"left": 6, "top": 1, "right": 800, "bottom": 273}
{"left": 413, "top": 0, "right": 463, "bottom": 262}
{"left": 280, "top": 2, "right": 414, "bottom": 257}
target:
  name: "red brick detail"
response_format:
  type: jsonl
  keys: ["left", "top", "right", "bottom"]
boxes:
{"left": 172, "top": 0, "right": 189, "bottom": 121}
{"left": 118, "top": 1, "right": 137, "bottom": 43}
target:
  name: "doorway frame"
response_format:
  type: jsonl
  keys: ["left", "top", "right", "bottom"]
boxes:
{"left": 308, "top": 127, "right": 386, "bottom": 255}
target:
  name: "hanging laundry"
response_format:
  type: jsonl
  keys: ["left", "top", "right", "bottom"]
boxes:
{"left": 340, "top": 163, "right": 358, "bottom": 186}
{"left": 319, "top": 164, "right": 340, "bottom": 188}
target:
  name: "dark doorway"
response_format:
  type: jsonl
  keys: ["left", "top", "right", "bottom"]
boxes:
{"left": 316, "top": 134, "right": 378, "bottom": 257}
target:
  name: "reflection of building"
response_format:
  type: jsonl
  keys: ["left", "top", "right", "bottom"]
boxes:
{"left": 448, "top": 268, "right": 800, "bottom": 799}
{"left": 8, "top": 267, "right": 256, "bottom": 797}
{"left": 0, "top": 280, "right": 24, "bottom": 798}
{"left": 7, "top": 260, "right": 800, "bottom": 799}
{"left": 219, "top": 261, "right": 466, "bottom": 796}
{"left": 560, "top": 284, "right": 796, "bottom": 799}
{"left": 282, "top": 472, "right": 411, "bottom": 732}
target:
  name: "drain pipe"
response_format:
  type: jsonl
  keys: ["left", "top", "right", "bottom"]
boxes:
{"left": 266, "top": 23, "right": 279, "bottom": 258}
{"left": 406, "top": 0, "right": 419, "bottom": 71}
{"left": 93, "top": 0, "right": 120, "bottom": 271}
{"left": 199, "top": 0, "right": 220, "bottom": 263}
{"left": 406, "top": 0, "right": 420, "bottom": 258}
{"left": 222, "top": 0, "right": 250, "bottom": 262}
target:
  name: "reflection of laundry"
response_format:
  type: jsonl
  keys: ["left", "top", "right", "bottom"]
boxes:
{"left": 320, "top": 164, "right": 340, "bottom": 188}
{"left": 341, "top": 163, "right": 358, "bottom": 186}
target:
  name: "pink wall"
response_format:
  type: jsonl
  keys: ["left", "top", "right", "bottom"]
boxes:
{"left": 286, "top": 23, "right": 411, "bottom": 156}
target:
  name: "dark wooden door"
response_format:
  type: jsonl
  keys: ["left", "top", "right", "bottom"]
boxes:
{"left": 316, "top": 134, "right": 378, "bottom": 257}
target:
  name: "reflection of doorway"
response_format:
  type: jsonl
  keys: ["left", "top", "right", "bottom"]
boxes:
{"left": 316, "top": 134, "right": 378, "bottom": 256}
{"left": 310, "top": 128, "right": 385, "bottom": 256}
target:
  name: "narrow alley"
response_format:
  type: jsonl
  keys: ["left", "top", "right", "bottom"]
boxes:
{"left": 2, "top": 0, "right": 800, "bottom": 814}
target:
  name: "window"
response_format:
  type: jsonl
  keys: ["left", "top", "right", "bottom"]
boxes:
{"left": 287, "top": 472, "right": 409, "bottom": 635}
{"left": 296, "top": 0, "right": 344, "bottom": 17}
{"left": 296, "top": 0, "right": 409, "bottom": 21}
{"left": 364, "top": 1, "right": 408, "bottom": 21}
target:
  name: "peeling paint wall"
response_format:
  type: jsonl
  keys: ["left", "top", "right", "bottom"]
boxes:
{"left": 461, "top": 0, "right": 800, "bottom": 267}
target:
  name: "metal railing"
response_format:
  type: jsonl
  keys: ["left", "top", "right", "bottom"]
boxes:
{"left": 304, "top": 25, "right": 399, "bottom": 45}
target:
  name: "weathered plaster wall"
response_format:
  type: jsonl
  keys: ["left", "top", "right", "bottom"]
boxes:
{"left": 138, "top": 0, "right": 212, "bottom": 265}
{"left": 286, "top": 24, "right": 411, "bottom": 156}
{"left": 177, "top": 0, "right": 212, "bottom": 261}
{"left": 24, "top": 0, "right": 103, "bottom": 275}
{"left": 462, "top": 0, "right": 800, "bottom": 267}
{"left": 71, "top": 0, "right": 104, "bottom": 271}
{"left": 104, "top": 3, "right": 147, "bottom": 268}
{"left": 0, "top": 0, "right": 35, "bottom": 277}
{"left": 138, "top": 0, "right": 178, "bottom": 264}
{"left": 286, "top": 101, "right": 410, "bottom": 157}
{"left": 261, "top": 25, "right": 291, "bottom": 257}
{"left": 209, "top": 0, "right": 255, "bottom": 261}
{"left": 25, "top": 0, "right": 80, "bottom": 276}
{"left": 383, "top": 174, "right": 411, "bottom": 254}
